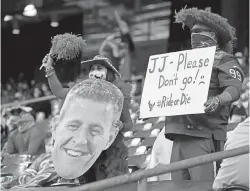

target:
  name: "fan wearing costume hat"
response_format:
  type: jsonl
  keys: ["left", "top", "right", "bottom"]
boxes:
{"left": 163, "top": 7, "right": 245, "bottom": 181}
{"left": 41, "top": 33, "right": 133, "bottom": 132}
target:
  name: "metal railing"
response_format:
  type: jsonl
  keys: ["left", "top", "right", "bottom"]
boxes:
{"left": 1, "top": 95, "right": 57, "bottom": 109}
{"left": 10, "top": 146, "right": 248, "bottom": 191}
{"left": 1, "top": 75, "right": 144, "bottom": 109}
{"left": 70, "top": 145, "right": 249, "bottom": 191}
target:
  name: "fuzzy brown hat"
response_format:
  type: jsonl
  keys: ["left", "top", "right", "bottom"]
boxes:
{"left": 175, "top": 7, "right": 237, "bottom": 53}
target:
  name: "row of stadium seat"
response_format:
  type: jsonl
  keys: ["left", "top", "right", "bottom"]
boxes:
{"left": 125, "top": 114, "right": 166, "bottom": 168}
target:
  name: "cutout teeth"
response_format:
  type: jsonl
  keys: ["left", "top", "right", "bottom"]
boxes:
{"left": 66, "top": 149, "right": 82, "bottom": 157}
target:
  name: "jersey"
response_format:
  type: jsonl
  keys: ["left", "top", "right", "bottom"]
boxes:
{"left": 165, "top": 50, "right": 244, "bottom": 141}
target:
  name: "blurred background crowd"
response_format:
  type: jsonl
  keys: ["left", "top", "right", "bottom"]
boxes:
{"left": 1, "top": 0, "right": 249, "bottom": 183}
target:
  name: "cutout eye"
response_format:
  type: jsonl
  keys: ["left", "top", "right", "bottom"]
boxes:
{"left": 90, "top": 130, "right": 100, "bottom": 136}
{"left": 68, "top": 125, "right": 78, "bottom": 131}
{"left": 90, "top": 127, "right": 103, "bottom": 136}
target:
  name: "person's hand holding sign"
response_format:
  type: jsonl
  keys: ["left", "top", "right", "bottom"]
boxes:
{"left": 136, "top": 110, "right": 149, "bottom": 121}
{"left": 204, "top": 97, "right": 220, "bottom": 113}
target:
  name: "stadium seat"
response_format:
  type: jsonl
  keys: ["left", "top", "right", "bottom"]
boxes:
{"left": 150, "top": 129, "right": 161, "bottom": 137}
{"left": 133, "top": 123, "right": 154, "bottom": 132}
{"left": 125, "top": 138, "right": 143, "bottom": 147}
{"left": 133, "top": 123, "right": 146, "bottom": 131}
{"left": 133, "top": 130, "right": 152, "bottom": 138}
{"left": 135, "top": 146, "right": 147, "bottom": 155}
{"left": 141, "top": 137, "right": 156, "bottom": 147}
{"left": 129, "top": 138, "right": 143, "bottom": 147}
{"left": 128, "top": 145, "right": 152, "bottom": 157}
{"left": 127, "top": 154, "right": 150, "bottom": 168}
{"left": 153, "top": 121, "right": 165, "bottom": 130}
{"left": 128, "top": 165, "right": 140, "bottom": 173}
{"left": 128, "top": 147, "right": 138, "bottom": 157}
{"left": 124, "top": 131, "right": 134, "bottom": 138}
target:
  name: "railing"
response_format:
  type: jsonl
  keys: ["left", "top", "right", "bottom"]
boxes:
{"left": 68, "top": 145, "right": 249, "bottom": 191}
{"left": 1, "top": 93, "right": 143, "bottom": 109}
{"left": 1, "top": 95, "right": 57, "bottom": 109}
{"left": 10, "top": 146, "right": 248, "bottom": 191}
{"left": 1, "top": 76, "right": 144, "bottom": 109}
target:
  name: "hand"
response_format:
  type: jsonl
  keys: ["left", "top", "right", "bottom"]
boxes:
{"left": 40, "top": 54, "right": 54, "bottom": 70}
{"left": 119, "top": 20, "right": 130, "bottom": 34}
{"left": 136, "top": 110, "right": 149, "bottom": 121}
{"left": 67, "top": 81, "right": 75, "bottom": 88}
{"left": 204, "top": 97, "right": 220, "bottom": 113}
{"left": 106, "top": 34, "right": 116, "bottom": 41}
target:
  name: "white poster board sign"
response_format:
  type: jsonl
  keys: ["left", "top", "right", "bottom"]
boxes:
{"left": 140, "top": 46, "right": 216, "bottom": 118}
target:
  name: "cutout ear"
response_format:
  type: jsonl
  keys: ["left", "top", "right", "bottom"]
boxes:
{"left": 51, "top": 115, "right": 60, "bottom": 141}
{"left": 104, "top": 122, "right": 120, "bottom": 150}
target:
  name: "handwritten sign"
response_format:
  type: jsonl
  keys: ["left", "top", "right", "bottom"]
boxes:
{"left": 140, "top": 46, "right": 216, "bottom": 118}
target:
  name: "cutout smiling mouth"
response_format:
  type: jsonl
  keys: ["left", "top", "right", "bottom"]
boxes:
{"left": 64, "top": 148, "right": 88, "bottom": 157}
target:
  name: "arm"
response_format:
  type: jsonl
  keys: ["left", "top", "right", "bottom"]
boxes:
{"left": 27, "top": 127, "right": 45, "bottom": 155}
{"left": 121, "top": 33, "right": 135, "bottom": 53}
{"left": 7, "top": 135, "right": 16, "bottom": 154}
{"left": 217, "top": 55, "right": 244, "bottom": 101}
{"left": 213, "top": 118, "right": 249, "bottom": 190}
{"left": 2, "top": 154, "right": 48, "bottom": 189}
{"left": 42, "top": 54, "right": 70, "bottom": 100}
{"left": 113, "top": 79, "right": 133, "bottom": 131}
{"left": 218, "top": 86, "right": 240, "bottom": 106}
{"left": 205, "top": 55, "right": 244, "bottom": 112}
{"left": 114, "top": 13, "right": 135, "bottom": 53}
{"left": 120, "top": 97, "right": 133, "bottom": 131}
{"left": 18, "top": 153, "right": 50, "bottom": 185}
{"left": 47, "top": 72, "right": 70, "bottom": 100}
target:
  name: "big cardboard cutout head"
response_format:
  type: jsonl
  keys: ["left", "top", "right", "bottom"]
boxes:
{"left": 51, "top": 79, "right": 124, "bottom": 179}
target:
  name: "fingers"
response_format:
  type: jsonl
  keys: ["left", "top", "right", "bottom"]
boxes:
{"left": 204, "top": 99, "right": 211, "bottom": 107}
{"left": 204, "top": 103, "right": 216, "bottom": 113}
{"left": 204, "top": 97, "right": 220, "bottom": 113}
{"left": 136, "top": 110, "right": 150, "bottom": 121}
{"left": 42, "top": 54, "right": 49, "bottom": 63}
{"left": 204, "top": 104, "right": 213, "bottom": 112}
{"left": 40, "top": 54, "right": 49, "bottom": 70}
